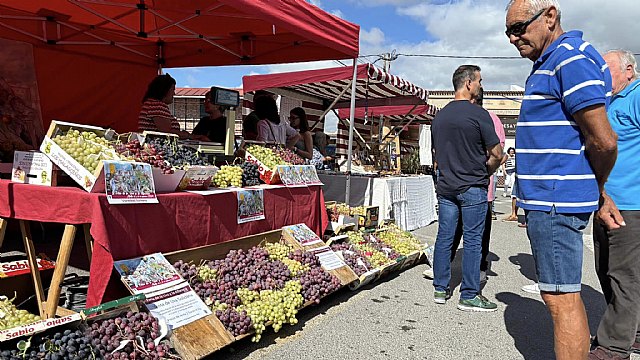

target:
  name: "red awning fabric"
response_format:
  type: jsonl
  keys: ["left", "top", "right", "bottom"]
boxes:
{"left": 0, "top": 0, "right": 359, "bottom": 133}
{"left": 0, "top": 0, "right": 359, "bottom": 67}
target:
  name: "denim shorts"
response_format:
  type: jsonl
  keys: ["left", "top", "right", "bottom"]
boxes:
{"left": 525, "top": 207, "right": 591, "bottom": 293}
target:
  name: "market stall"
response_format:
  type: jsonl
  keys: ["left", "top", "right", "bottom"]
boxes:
{"left": 242, "top": 63, "right": 439, "bottom": 205}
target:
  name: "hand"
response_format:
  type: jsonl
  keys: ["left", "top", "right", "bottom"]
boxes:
{"left": 595, "top": 192, "right": 626, "bottom": 230}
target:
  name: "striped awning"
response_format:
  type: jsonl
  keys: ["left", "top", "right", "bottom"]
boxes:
{"left": 242, "top": 63, "right": 437, "bottom": 131}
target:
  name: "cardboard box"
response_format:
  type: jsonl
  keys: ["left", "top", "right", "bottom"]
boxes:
{"left": 40, "top": 120, "right": 112, "bottom": 192}
{"left": 0, "top": 257, "right": 56, "bottom": 308}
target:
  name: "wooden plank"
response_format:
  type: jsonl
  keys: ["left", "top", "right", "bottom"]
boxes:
{"left": 83, "top": 224, "right": 93, "bottom": 265}
{"left": 170, "top": 315, "right": 234, "bottom": 360}
{"left": 19, "top": 220, "right": 46, "bottom": 318}
{"left": 45, "top": 224, "right": 76, "bottom": 319}
{"left": 0, "top": 217, "right": 7, "bottom": 249}
{"left": 55, "top": 306, "right": 77, "bottom": 317}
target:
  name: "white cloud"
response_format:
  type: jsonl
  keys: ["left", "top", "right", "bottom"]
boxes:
{"left": 360, "top": 27, "right": 386, "bottom": 46}
{"left": 360, "top": 0, "right": 640, "bottom": 91}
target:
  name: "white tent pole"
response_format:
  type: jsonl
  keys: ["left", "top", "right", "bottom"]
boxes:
{"left": 345, "top": 59, "right": 358, "bottom": 206}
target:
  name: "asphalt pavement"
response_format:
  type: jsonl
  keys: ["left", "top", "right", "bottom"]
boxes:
{"left": 214, "top": 196, "right": 638, "bottom": 360}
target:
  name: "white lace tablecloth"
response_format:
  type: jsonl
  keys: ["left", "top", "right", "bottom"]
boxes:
{"left": 364, "top": 175, "right": 437, "bottom": 231}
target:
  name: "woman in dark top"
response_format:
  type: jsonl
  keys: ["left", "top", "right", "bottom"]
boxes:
{"left": 288, "top": 107, "right": 313, "bottom": 160}
{"left": 192, "top": 91, "right": 227, "bottom": 143}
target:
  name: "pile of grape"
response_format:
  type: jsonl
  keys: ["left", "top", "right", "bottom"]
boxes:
{"left": 377, "top": 227, "right": 423, "bottom": 256}
{"left": 330, "top": 242, "right": 372, "bottom": 276}
{"left": 215, "top": 308, "right": 252, "bottom": 337}
{"left": 263, "top": 242, "right": 294, "bottom": 261}
{"left": 240, "top": 162, "right": 260, "bottom": 186}
{"left": 270, "top": 147, "right": 305, "bottom": 165}
{"left": 0, "top": 294, "right": 41, "bottom": 330}
{"left": 246, "top": 145, "right": 286, "bottom": 169}
{"left": 114, "top": 140, "right": 174, "bottom": 174}
{"left": 236, "top": 280, "right": 304, "bottom": 341}
{"left": 52, "top": 129, "right": 118, "bottom": 173}
{"left": 212, "top": 165, "right": 243, "bottom": 187}
{"left": 147, "top": 137, "right": 209, "bottom": 169}
{"left": 297, "top": 267, "right": 341, "bottom": 304}
{"left": 2, "top": 328, "right": 95, "bottom": 360}
{"left": 345, "top": 232, "right": 394, "bottom": 267}
{"left": 87, "top": 311, "right": 177, "bottom": 359}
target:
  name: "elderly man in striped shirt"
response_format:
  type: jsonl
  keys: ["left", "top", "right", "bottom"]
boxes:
{"left": 505, "top": 1, "right": 622, "bottom": 359}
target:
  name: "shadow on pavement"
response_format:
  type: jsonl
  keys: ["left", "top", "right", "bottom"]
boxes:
{"left": 509, "top": 253, "right": 537, "bottom": 283}
{"left": 496, "top": 285, "right": 606, "bottom": 360}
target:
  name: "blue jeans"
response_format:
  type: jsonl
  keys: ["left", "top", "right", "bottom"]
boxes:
{"left": 525, "top": 207, "right": 591, "bottom": 293}
{"left": 433, "top": 187, "right": 488, "bottom": 300}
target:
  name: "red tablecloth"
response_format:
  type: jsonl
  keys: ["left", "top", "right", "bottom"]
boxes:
{"left": 0, "top": 180, "right": 328, "bottom": 306}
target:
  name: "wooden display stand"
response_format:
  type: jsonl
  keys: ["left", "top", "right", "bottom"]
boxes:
{"left": 4, "top": 219, "right": 94, "bottom": 319}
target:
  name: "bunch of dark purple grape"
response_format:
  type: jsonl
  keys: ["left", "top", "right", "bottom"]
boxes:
{"left": 1, "top": 329, "right": 95, "bottom": 360}
{"left": 330, "top": 242, "right": 372, "bottom": 276}
{"left": 297, "top": 267, "right": 341, "bottom": 304}
{"left": 215, "top": 308, "right": 252, "bottom": 337}
{"left": 87, "top": 311, "right": 177, "bottom": 360}
{"left": 114, "top": 140, "right": 174, "bottom": 174}
{"left": 288, "top": 249, "right": 321, "bottom": 268}
{"left": 173, "top": 260, "right": 241, "bottom": 307}
{"left": 213, "top": 248, "right": 292, "bottom": 292}
{"left": 147, "top": 137, "right": 209, "bottom": 169}
{"left": 240, "top": 161, "right": 260, "bottom": 186}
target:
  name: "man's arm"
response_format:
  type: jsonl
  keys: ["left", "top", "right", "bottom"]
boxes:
{"left": 486, "top": 143, "right": 503, "bottom": 175}
{"left": 574, "top": 104, "right": 624, "bottom": 229}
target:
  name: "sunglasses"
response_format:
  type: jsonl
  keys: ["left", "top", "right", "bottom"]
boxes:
{"left": 505, "top": 8, "right": 546, "bottom": 38}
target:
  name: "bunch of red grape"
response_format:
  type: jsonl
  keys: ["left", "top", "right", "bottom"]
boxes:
{"left": 240, "top": 162, "right": 260, "bottom": 186}
{"left": 330, "top": 242, "right": 372, "bottom": 276}
{"left": 270, "top": 147, "right": 305, "bottom": 165}
{"left": 87, "top": 311, "right": 178, "bottom": 360}
{"left": 296, "top": 267, "right": 341, "bottom": 304}
{"left": 215, "top": 308, "right": 252, "bottom": 337}
{"left": 114, "top": 140, "right": 174, "bottom": 174}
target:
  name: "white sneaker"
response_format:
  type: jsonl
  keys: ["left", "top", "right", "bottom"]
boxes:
{"left": 521, "top": 283, "right": 540, "bottom": 294}
{"left": 423, "top": 268, "right": 434, "bottom": 279}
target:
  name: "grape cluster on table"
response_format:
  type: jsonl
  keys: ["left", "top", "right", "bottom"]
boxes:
{"left": 147, "top": 137, "right": 209, "bottom": 169}
{"left": 240, "top": 162, "right": 260, "bottom": 186}
{"left": 330, "top": 242, "right": 372, "bottom": 276}
{"left": 173, "top": 242, "right": 342, "bottom": 342}
{"left": 270, "top": 147, "right": 305, "bottom": 165}
{"left": 114, "top": 140, "right": 174, "bottom": 174}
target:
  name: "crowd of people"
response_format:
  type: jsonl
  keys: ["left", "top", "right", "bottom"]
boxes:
{"left": 428, "top": 1, "right": 639, "bottom": 359}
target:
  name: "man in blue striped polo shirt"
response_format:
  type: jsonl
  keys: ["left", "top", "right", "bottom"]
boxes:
{"left": 506, "top": 1, "right": 620, "bottom": 359}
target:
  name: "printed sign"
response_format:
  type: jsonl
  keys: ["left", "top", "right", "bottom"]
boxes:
{"left": 283, "top": 224, "right": 323, "bottom": 247}
{"left": 104, "top": 161, "right": 158, "bottom": 204}
{"left": 0, "top": 313, "right": 82, "bottom": 342}
{"left": 11, "top": 151, "right": 54, "bottom": 186}
{"left": 237, "top": 188, "right": 265, "bottom": 224}
{"left": 308, "top": 246, "right": 347, "bottom": 271}
{"left": 0, "top": 258, "right": 55, "bottom": 278}
{"left": 144, "top": 283, "right": 211, "bottom": 330}
{"left": 114, "top": 253, "right": 182, "bottom": 294}
{"left": 277, "top": 165, "right": 306, "bottom": 187}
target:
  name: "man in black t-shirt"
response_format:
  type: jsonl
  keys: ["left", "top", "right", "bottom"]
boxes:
{"left": 430, "top": 65, "right": 503, "bottom": 312}
{"left": 192, "top": 91, "right": 227, "bottom": 144}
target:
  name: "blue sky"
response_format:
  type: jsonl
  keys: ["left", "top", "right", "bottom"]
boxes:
{"left": 168, "top": 0, "right": 640, "bottom": 92}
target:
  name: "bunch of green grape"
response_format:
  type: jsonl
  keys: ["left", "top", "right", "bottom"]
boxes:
{"left": 377, "top": 229, "right": 422, "bottom": 255}
{"left": 263, "top": 242, "right": 294, "bottom": 261}
{"left": 52, "top": 129, "right": 118, "bottom": 173}
{"left": 281, "top": 258, "right": 309, "bottom": 276}
{"left": 212, "top": 165, "right": 243, "bottom": 187}
{"left": 197, "top": 263, "right": 218, "bottom": 282}
{"left": 246, "top": 145, "right": 287, "bottom": 169}
{"left": 0, "top": 295, "right": 41, "bottom": 330}
{"left": 236, "top": 280, "right": 303, "bottom": 342}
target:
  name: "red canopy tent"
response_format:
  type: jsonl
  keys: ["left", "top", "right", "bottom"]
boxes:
{"left": 0, "top": 0, "right": 359, "bottom": 135}
{"left": 243, "top": 63, "right": 438, "bottom": 203}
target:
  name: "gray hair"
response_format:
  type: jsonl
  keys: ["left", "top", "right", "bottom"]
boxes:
{"left": 605, "top": 49, "right": 640, "bottom": 80}
{"left": 452, "top": 65, "right": 481, "bottom": 91}
{"left": 506, "top": 0, "right": 562, "bottom": 21}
